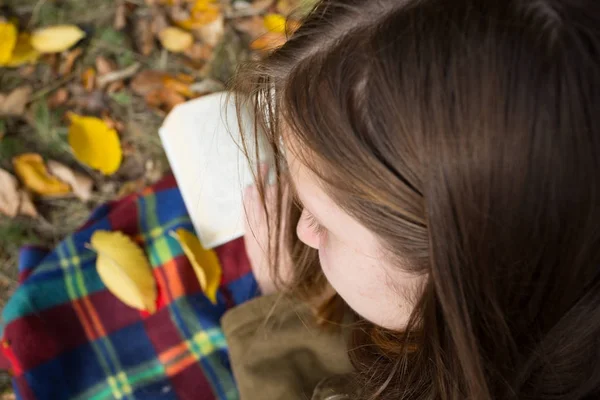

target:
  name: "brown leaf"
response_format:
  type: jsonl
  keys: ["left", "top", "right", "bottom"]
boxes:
{"left": 106, "top": 81, "right": 125, "bottom": 94}
{"left": 59, "top": 47, "right": 83, "bottom": 76}
{"left": 130, "top": 70, "right": 170, "bottom": 96}
{"left": 134, "top": 13, "right": 155, "bottom": 56}
{"left": 0, "top": 86, "right": 32, "bottom": 117}
{"left": 163, "top": 76, "right": 194, "bottom": 98}
{"left": 145, "top": 87, "right": 185, "bottom": 115}
{"left": 114, "top": 0, "right": 128, "bottom": 30}
{"left": 117, "top": 179, "right": 145, "bottom": 197}
{"left": 193, "top": 13, "right": 224, "bottom": 47}
{"left": 189, "top": 78, "right": 225, "bottom": 95}
{"left": 233, "top": 15, "right": 267, "bottom": 36}
{"left": 47, "top": 160, "right": 94, "bottom": 201}
{"left": 19, "top": 65, "right": 36, "bottom": 78}
{"left": 151, "top": 7, "right": 169, "bottom": 36}
{"left": 276, "top": 0, "right": 297, "bottom": 15}
{"left": 101, "top": 111, "right": 125, "bottom": 132}
{"left": 95, "top": 55, "right": 117, "bottom": 76}
{"left": 82, "top": 67, "right": 96, "bottom": 92}
{"left": 18, "top": 190, "right": 38, "bottom": 218}
{"left": 48, "top": 88, "right": 70, "bottom": 108}
{"left": 252, "top": 0, "right": 275, "bottom": 12}
{"left": 70, "top": 90, "right": 109, "bottom": 114}
{"left": 183, "top": 42, "right": 213, "bottom": 62}
{"left": 0, "top": 168, "right": 20, "bottom": 218}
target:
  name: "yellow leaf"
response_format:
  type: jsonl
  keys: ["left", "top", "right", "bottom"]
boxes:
{"left": 0, "top": 23, "right": 17, "bottom": 65}
{"left": 31, "top": 25, "right": 86, "bottom": 54}
{"left": 91, "top": 231, "right": 157, "bottom": 313}
{"left": 158, "top": 27, "right": 194, "bottom": 53}
{"left": 264, "top": 13, "right": 287, "bottom": 34}
{"left": 5, "top": 33, "right": 39, "bottom": 67}
{"left": 68, "top": 114, "right": 122, "bottom": 175}
{"left": 176, "top": 1, "right": 220, "bottom": 30}
{"left": 173, "top": 229, "right": 222, "bottom": 304}
{"left": 12, "top": 153, "right": 71, "bottom": 196}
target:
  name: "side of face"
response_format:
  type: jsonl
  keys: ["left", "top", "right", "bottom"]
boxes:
{"left": 286, "top": 147, "right": 423, "bottom": 330}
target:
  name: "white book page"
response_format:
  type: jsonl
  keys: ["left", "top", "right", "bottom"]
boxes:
{"left": 159, "top": 91, "right": 270, "bottom": 249}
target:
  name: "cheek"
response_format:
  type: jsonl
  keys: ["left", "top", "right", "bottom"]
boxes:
{"left": 318, "top": 240, "right": 417, "bottom": 330}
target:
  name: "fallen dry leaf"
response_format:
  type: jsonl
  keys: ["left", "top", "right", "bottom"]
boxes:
{"left": 174, "top": 0, "right": 221, "bottom": 30}
{"left": 18, "top": 190, "right": 38, "bottom": 218}
{"left": 47, "top": 160, "right": 93, "bottom": 201}
{"left": 12, "top": 153, "right": 72, "bottom": 197}
{"left": 194, "top": 13, "right": 224, "bottom": 47}
{"left": 276, "top": 0, "right": 296, "bottom": 15}
{"left": 233, "top": 15, "right": 267, "bottom": 36}
{"left": 95, "top": 55, "right": 116, "bottom": 76}
{"left": 183, "top": 42, "right": 213, "bottom": 62}
{"left": 151, "top": 7, "right": 169, "bottom": 36}
{"left": 19, "top": 65, "right": 36, "bottom": 78}
{"left": 106, "top": 81, "right": 125, "bottom": 94}
{"left": 172, "top": 228, "right": 222, "bottom": 304}
{"left": 91, "top": 230, "right": 157, "bottom": 313}
{"left": 48, "top": 88, "right": 70, "bottom": 108}
{"left": 0, "top": 22, "right": 17, "bottom": 65}
{"left": 145, "top": 88, "right": 185, "bottom": 115}
{"left": 31, "top": 25, "right": 86, "bottom": 54}
{"left": 158, "top": 26, "right": 194, "bottom": 53}
{"left": 189, "top": 78, "right": 225, "bottom": 95}
{"left": 0, "top": 168, "right": 20, "bottom": 217}
{"left": 68, "top": 114, "right": 122, "bottom": 175}
{"left": 69, "top": 89, "right": 109, "bottom": 114}
{"left": 114, "top": 0, "right": 128, "bottom": 30}
{"left": 5, "top": 33, "right": 40, "bottom": 67}
{"left": 130, "top": 70, "right": 169, "bottom": 96}
{"left": 0, "top": 86, "right": 32, "bottom": 117}
{"left": 253, "top": 0, "right": 276, "bottom": 12}
{"left": 134, "top": 13, "right": 156, "bottom": 56}
{"left": 101, "top": 111, "right": 125, "bottom": 132}
{"left": 117, "top": 179, "right": 145, "bottom": 197}
{"left": 163, "top": 76, "right": 194, "bottom": 97}
{"left": 82, "top": 67, "right": 96, "bottom": 92}
{"left": 59, "top": 48, "right": 83, "bottom": 76}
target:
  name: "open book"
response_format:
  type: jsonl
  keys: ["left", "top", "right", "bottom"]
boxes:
{"left": 159, "top": 92, "right": 270, "bottom": 249}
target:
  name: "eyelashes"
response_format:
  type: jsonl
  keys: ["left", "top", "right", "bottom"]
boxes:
{"left": 304, "top": 211, "right": 326, "bottom": 236}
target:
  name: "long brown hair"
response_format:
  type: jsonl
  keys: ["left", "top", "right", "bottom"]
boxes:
{"left": 233, "top": 0, "right": 600, "bottom": 398}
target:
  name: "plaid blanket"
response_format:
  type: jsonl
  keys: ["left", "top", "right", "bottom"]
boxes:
{"left": 0, "top": 175, "right": 258, "bottom": 400}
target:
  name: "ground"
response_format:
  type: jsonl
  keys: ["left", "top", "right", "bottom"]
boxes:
{"left": 0, "top": 0, "right": 309, "bottom": 395}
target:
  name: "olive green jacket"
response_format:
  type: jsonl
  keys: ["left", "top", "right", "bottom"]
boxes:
{"left": 222, "top": 295, "right": 354, "bottom": 400}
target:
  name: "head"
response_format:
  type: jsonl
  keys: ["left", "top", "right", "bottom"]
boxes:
{"left": 235, "top": 0, "right": 600, "bottom": 398}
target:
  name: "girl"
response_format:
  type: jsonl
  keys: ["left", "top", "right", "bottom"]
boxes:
{"left": 223, "top": 0, "right": 600, "bottom": 399}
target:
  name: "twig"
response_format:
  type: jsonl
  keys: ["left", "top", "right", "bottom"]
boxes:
{"left": 91, "top": 39, "right": 150, "bottom": 64}
{"left": 30, "top": 73, "right": 77, "bottom": 102}
{"left": 27, "top": 0, "right": 49, "bottom": 29}
{"left": 0, "top": 270, "right": 17, "bottom": 286}
{"left": 97, "top": 62, "right": 142, "bottom": 87}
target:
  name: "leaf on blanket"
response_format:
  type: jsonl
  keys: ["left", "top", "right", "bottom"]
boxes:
{"left": 172, "top": 229, "right": 222, "bottom": 304}
{"left": 12, "top": 153, "right": 72, "bottom": 196}
{"left": 91, "top": 230, "right": 157, "bottom": 313}
{"left": 68, "top": 114, "right": 122, "bottom": 175}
